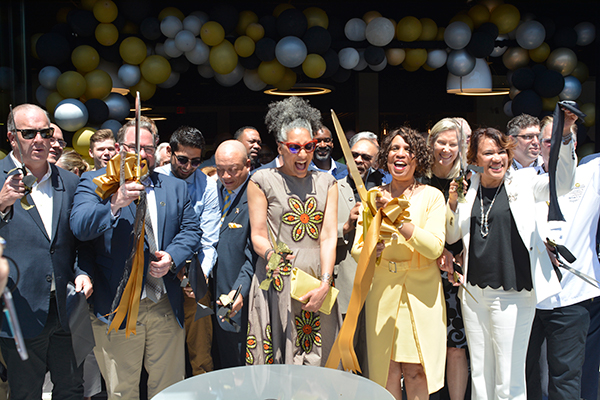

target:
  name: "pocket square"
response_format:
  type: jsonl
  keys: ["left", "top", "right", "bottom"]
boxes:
{"left": 228, "top": 222, "right": 243, "bottom": 229}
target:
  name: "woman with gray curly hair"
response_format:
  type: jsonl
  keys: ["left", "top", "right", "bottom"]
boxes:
{"left": 245, "top": 97, "right": 341, "bottom": 366}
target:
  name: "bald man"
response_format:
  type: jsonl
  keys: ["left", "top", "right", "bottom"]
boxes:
{"left": 212, "top": 140, "right": 257, "bottom": 368}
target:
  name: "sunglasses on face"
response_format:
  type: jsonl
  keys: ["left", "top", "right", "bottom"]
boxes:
{"left": 352, "top": 151, "right": 374, "bottom": 162}
{"left": 280, "top": 140, "right": 318, "bottom": 154}
{"left": 15, "top": 127, "right": 55, "bottom": 139}
{"left": 174, "top": 155, "right": 202, "bottom": 167}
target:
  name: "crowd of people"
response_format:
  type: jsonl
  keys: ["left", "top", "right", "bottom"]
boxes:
{"left": 0, "top": 98, "right": 598, "bottom": 400}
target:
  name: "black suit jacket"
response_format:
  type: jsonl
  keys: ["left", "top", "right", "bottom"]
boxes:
{"left": 0, "top": 157, "right": 84, "bottom": 339}
{"left": 213, "top": 180, "right": 257, "bottom": 332}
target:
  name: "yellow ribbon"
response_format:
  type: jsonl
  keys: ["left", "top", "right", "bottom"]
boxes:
{"left": 325, "top": 189, "right": 410, "bottom": 372}
{"left": 92, "top": 152, "right": 147, "bottom": 200}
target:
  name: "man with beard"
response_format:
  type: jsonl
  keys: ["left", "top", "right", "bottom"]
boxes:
{"left": 234, "top": 126, "right": 262, "bottom": 171}
{"left": 309, "top": 125, "right": 348, "bottom": 179}
{"left": 70, "top": 119, "right": 201, "bottom": 398}
{"left": 507, "top": 114, "right": 544, "bottom": 174}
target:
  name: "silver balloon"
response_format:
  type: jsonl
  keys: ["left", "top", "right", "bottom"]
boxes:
{"left": 36, "top": 85, "right": 52, "bottom": 106}
{"left": 185, "top": 39, "right": 210, "bottom": 65}
{"left": 353, "top": 49, "right": 368, "bottom": 71}
{"left": 100, "top": 119, "right": 122, "bottom": 137}
{"left": 190, "top": 11, "right": 209, "bottom": 27}
{"left": 446, "top": 49, "right": 476, "bottom": 76}
{"left": 197, "top": 63, "right": 214, "bottom": 79}
{"left": 243, "top": 69, "right": 267, "bottom": 91}
{"left": 516, "top": 20, "right": 545, "bottom": 50}
{"left": 275, "top": 36, "right": 308, "bottom": 68}
{"left": 507, "top": 21, "right": 523, "bottom": 40}
{"left": 183, "top": 15, "right": 203, "bottom": 36}
{"left": 574, "top": 22, "right": 596, "bottom": 46}
{"left": 160, "top": 15, "right": 183, "bottom": 39}
{"left": 338, "top": 47, "right": 360, "bottom": 69}
{"left": 214, "top": 63, "right": 244, "bottom": 87}
{"left": 104, "top": 93, "right": 131, "bottom": 122}
{"left": 164, "top": 38, "right": 184, "bottom": 58}
{"left": 174, "top": 30, "right": 196, "bottom": 52}
{"left": 157, "top": 71, "right": 180, "bottom": 89}
{"left": 490, "top": 34, "right": 509, "bottom": 57}
{"left": 345, "top": 18, "right": 366, "bottom": 41}
{"left": 504, "top": 100, "right": 514, "bottom": 117}
{"left": 38, "top": 66, "right": 61, "bottom": 90}
{"left": 118, "top": 64, "right": 141, "bottom": 87}
{"left": 155, "top": 42, "right": 170, "bottom": 59}
{"left": 546, "top": 48, "right": 577, "bottom": 76}
{"left": 502, "top": 47, "right": 530, "bottom": 70}
{"left": 369, "top": 56, "right": 387, "bottom": 71}
{"left": 54, "top": 99, "right": 89, "bottom": 132}
{"left": 559, "top": 76, "right": 582, "bottom": 100}
{"left": 444, "top": 21, "right": 472, "bottom": 50}
{"left": 426, "top": 49, "right": 447, "bottom": 69}
{"left": 365, "top": 17, "right": 395, "bottom": 47}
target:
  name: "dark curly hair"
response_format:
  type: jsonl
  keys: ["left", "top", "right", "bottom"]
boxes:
{"left": 467, "top": 127, "right": 516, "bottom": 165}
{"left": 264, "top": 97, "right": 322, "bottom": 142}
{"left": 378, "top": 127, "right": 432, "bottom": 179}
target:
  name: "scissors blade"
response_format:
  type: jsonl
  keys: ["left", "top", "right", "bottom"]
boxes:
{"left": 558, "top": 262, "right": 600, "bottom": 289}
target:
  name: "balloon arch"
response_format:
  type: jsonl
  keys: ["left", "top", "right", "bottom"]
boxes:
{"left": 31, "top": 0, "right": 596, "bottom": 159}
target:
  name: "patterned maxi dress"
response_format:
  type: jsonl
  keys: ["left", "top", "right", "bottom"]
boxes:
{"left": 245, "top": 169, "right": 342, "bottom": 366}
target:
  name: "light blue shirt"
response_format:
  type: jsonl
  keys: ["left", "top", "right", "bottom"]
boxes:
{"left": 156, "top": 165, "right": 220, "bottom": 276}
{"left": 309, "top": 160, "right": 348, "bottom": 179}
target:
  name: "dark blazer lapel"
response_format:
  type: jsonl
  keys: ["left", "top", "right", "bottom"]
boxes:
{"left": 50, "top": 165, "right": 64, "bottom": 243}
{"left": 220, "top": 180, "right": 248, "bottom": 234}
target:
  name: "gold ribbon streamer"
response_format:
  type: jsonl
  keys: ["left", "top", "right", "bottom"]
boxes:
{"left": 326, "top": 192, "right": 410, "bottom": 372}
{"left": 93, "top": 153, "right": 147, "bottom": 200}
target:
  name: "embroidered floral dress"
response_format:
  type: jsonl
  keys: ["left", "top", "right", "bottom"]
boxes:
{"left": 245, "top": 169, "right": 342, "bottom": 366}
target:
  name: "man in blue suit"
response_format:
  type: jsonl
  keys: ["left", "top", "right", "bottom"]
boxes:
{"left": 212, "top": 140, "right": 257, "bottom": 368}
{"left": 0, "top": 104, "right": 92, "bottom": 400}
{"left": 70, "top": 118, "right": 201, "bottom": 399}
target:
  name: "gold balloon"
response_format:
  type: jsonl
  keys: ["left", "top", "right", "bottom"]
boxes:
{"left": 571, "top": 62, "right": 589, "bottom": 83}
{"left": 258, "top": 60, "right": 285, "bottom": 85}
{"left": 302, "top": 54, "right": 326, "bottom": 79}
{"left": 546, "top": 48, "right": 578, "bottom": 76}
{"left": 502, "top": 47, "right": 529, "bottom": 70}
{"left": 31, "top": 33, "right": 42, "bottom": 59}
{"left": 273, "top": 4, "right": 294, "bottom": 18}
{"left": 385, "top": 48, "right": 406, "bottom": 66}
{"left": 46, "top": 92, "right": 65, "bottom": 115}
{"left": 528, "top": 42, "right": 550, "bottom": 63}
{"left": 130, "top": 77, "right": 156, "bottom": 101}
{"left": 276, "top": 68, "right": 297, "bottom": 90}
{"left": 450, "top": 14, "right": 475, "bottom": 31}
{"left": 84, "top": 69, "right": 112, "bottom": 99}
{"left": 422, "top": 64, "right": 436, "bottom": 71}
{"left": 403, "top": 49, "right": 427, "bottom": 68}
{"left": 119, "top": 37, "right": 146, "bottom": 65}
{"left": 122, "top": 21, "right": 138, "bottom": 35}
{"left": 81, "top": 0, "right": 97, "bottom": 11}
{"left": 209, "top": 40, "right": 238, "bottom": 75}
{"left": 418, "top": 18, "right": 438, "bottom": 41}
{"left": 304, "top": 7, "right": 329, "bottom": 29}
{"left": 436, "top": 27, "right": 445, "bottom": 41}
{"left": 73, "top": 127, "right": 97, "bottom": 155}
{"left": 0, "top": 149, "right": 7, "bottom": 160}
{"left": 234, "top": 36, "right": 256, "bottom": 58}
{"left": 542, "top": 96, "right": 560, "bottom": 111}
{"left": 246, "top": 23, "right": 265, "bottom": 42}
{"left": 363, "top": 11, "right": 382, "bottom": 25}
{"left": 236, "top": 10, "right": 259, "bottom": 35}
{"left": 577, "top": 143, "right": 595, "bottom": 161}
{"left": 479, "top": 0, "right": 504, "bottom": 13}
{"left": 490, "top": 4, "right": 520, "bottom": 34}
{"left": 468, "top": 4, "right": 490, "bottom": 28}
{"left": 72, "top": 45, "right": 100, "bottom": 72}
{"left": 396, "top": 16, "right": 422, "bottom": 42}
{"left": 57, "top": 7, "right": 72, "bottom": 24}
{"left": 158, "top": 7, "right": 184, "bottom": 21}
{"left": 509, "top": 86, "right": 521, "bottom": 99}
{"left": 201, "top": 21, "right": 225, "bottom": 47}
{"left": 95, "top": 23, "right": 119, "bottom": 46}
{"left": 140, "top": 55, "right": 171, "bottom": 84}
{"left": 581, "top": 103, "right": 595, "bottom": 127}
{"left": 57, "top": 71, "right": 87, "bottom": 99}
{"left": 93, "top": 0, "right": 118, "bottom": 23}
{"left": 402, "top": 61, "right": 421, "bottom": 72}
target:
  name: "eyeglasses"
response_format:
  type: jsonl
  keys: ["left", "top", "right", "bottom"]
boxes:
{"left": 280, "top": 140, "right": 318, "bottom": 154}
{"left": 121, "top": 143, "right": 156, "bottom": 155}
{"left": 15, "top": 127, "right": 55, "bottom": 139}
{"left": 50, "top": 138, "right": 67, "bottom": 148}
{"left": 541, "top": 138, "right": 552, "bottom": 147}
{"left": 174, "top": 154, "right": 202, "bottom": 167}
{"left": 515, "top": 134, "right": 539, "bottom": 142}
{"left": 316, "top": 137, "right": 333, "bottom": 144}
{"left": 352, "top": 151, "right": 374, "bottom": 162}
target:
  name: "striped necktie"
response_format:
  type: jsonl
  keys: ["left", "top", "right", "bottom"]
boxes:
{"left": 221, "top": 189, "right": 232, "bottom": 219}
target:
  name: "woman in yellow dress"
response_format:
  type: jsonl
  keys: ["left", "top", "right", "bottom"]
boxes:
{"left": 352, "top": 127, "right": 446, "bottom": 399}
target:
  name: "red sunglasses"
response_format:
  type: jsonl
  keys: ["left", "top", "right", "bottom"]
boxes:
{"left": 280, "top": 140, "right": 318, "bottom": 154}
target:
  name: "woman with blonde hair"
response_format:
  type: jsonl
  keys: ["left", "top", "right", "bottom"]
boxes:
{"left": 56, "top": 150, "right": 89, "bottom": 177}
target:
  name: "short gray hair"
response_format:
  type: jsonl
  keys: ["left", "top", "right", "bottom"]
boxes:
{"left": 349, "top": 131, "right": 378, "bottom": 147}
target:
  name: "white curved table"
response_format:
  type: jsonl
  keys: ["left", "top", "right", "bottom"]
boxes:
{"left": 153, "top": 364, "right": 394, "bottom": 400}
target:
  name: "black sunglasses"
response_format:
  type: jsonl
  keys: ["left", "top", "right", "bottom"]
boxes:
{"left": 16, "top": 127, "right": 55, "bottom": 140}
{"left": 352, "top": 151, "right": 373, "bottom": 162}
{"left": 175, "top": 155, "right": 202, "bottom": 167}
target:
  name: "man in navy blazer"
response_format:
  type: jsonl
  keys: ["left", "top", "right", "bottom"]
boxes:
{"left": 212, "top": 140, "right": 257, "bottom": 368}
{"left": 70, "top": 118, "right": 201, "bottom": 399}
{"left": 0, "top": 104, "right": 92, "bottom": 400}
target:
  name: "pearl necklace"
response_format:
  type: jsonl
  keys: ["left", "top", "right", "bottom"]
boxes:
{"left": 479, "top": 183, "right": 503, "bottom": 238}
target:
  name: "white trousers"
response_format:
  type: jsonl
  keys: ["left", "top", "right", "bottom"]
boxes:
{"left": 461, "top": 283, "right": 536, "bottom": 400}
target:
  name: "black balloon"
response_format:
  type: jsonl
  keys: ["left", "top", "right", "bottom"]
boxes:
{"left": 68, "top": 9, "right": 97, "bottom": 37}
{"left": 277, "top": 8, "right": 307, "bottom": 38}
{"left": 113, "top": 12, "right": 126, "bottom": 32}
{"left": 554, "top": 27, "right": 577, "bottom": 48}
{"left": 303, "top": 26, "right": 331, "bottom": 55}
{"left": 478, "top": 22, "right": 499, "bottom": 39}
{"left": 512, "top": 68, "right": 535, "bottom": 90}
{"left": 364, "top": 46, "right": 385, "bottom": 65}
{"left": 533, "top": 69, "right": 564, "bottom": 98}
{"left": 538, "top": 16, "right": 556, "bottom": 41}
{"left": 170, "top": 56, "right": 190, "bottom": 74}
{"left": 532, "top": 63, "right": 547, "bottom": 75}
{"left": 141, "top": 17, "right": 162, "bottom": 41}
{"left": 37, "top": 32, "right": 71, "bottom": 66}
{"left": 512, "top": 89, "right": 543, "bottom": 117}
{"left": 332, "top": 66, "right": 352, "bottom": 83}
{"left": 322, "top": 49, "right": 340, "bottom": 78}
{"left": 97, "top": 40, "right": 122, "bottom": 63}
{"left": 119, "top": 1, "right": 150, "bottom": 24}
{"left": 211, "top": 4, "right": 238, "bottom": 35}
{"left": 85, "top": 99, "right": 109, "bottom": 125}
{"left": 328, "top": 16, "right": 345, "bottom": 41}
{"left": 259, "top": 15, "right": 278, "bottom": 39}
{"left": 255, "top": 38, "right": 276, "bottom": 61}
{"left": 466, "top": 32, "right": 495, "bottom": 58}
{"left": 239, "top": 54, "right": 261, "bottom": 70}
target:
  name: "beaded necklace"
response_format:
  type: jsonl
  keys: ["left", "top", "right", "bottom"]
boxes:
{"left": 479, "top": 182, "right": 503, "bottom": 238}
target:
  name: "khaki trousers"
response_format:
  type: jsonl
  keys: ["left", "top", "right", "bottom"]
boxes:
{"left": 183, "top": 290, "right": 213, "bottom": 375}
